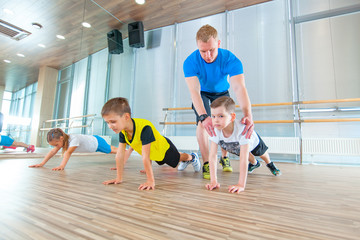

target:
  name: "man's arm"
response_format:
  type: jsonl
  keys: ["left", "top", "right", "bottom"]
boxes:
{"left": 230, "top": 74, "right": 254, "bottom": 138}
{"left": 185, "top": 76, "right": 215, "bottom": 137}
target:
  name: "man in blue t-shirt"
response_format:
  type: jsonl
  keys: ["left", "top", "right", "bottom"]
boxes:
{"left": 181, "top": 24, "right": 254, "bottom": 179}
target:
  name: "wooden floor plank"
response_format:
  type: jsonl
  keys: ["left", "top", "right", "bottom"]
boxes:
{"left": 0, "top": 154, "right": 359, "bottom": 239}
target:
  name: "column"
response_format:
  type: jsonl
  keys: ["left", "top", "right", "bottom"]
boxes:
{"left": 30, "top": 66, "right": 58, "bottom": 147}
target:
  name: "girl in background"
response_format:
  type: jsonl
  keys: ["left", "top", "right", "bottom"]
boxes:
{"left": 29, "top": 128, "right": 131, "bottom": 170}
{"left": 0, "top": 135, "right": 35, "bottom": 152}
{"left": 0, "top": 112, "right": 35, "bottom": 152}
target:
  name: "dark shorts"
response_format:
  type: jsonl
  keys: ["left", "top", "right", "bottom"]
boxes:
{"left": 155, "top": 137, "right": 181, "bottom": 168}
{"left": 251, "top": 134, "right": 268, "bottom": 156}
{"left": 192, "top": 90, "right": 230, "bottom": 125}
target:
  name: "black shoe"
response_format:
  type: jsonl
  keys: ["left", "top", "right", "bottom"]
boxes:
{"left": 248, "top": 160, "right": 261, "bottom": 173}
{"left": 266, "top": 162, "right": 281, "bottom": 176}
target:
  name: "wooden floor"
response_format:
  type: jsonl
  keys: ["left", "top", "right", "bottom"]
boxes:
{"left": 0, "top": 153, "right": 359, "bottom": 240}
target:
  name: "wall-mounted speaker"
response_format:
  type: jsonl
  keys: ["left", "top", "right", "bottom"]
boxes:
{"left": 107, "top": 29, "right": 123, "bottom": 54}
{"left": 128, "top": 21, "right": 145, "bottom": 48}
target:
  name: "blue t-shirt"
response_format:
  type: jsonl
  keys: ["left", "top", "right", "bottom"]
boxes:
{"left": 183, "top": 48, "right": 243, "bottom": 93}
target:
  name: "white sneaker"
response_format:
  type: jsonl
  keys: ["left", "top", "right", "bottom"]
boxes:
{"left": 191, "top": 153, "right": 201, "bottom": 172}
{"left": 178, "top": 159, "right": 191, "bottom": 171}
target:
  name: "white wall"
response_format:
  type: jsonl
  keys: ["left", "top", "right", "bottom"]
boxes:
{"left": 53, "top": 0, "right": 360, "bottom": 164}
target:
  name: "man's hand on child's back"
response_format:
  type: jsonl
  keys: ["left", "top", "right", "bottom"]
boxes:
{"left": 103, "top": 179, "right": 122, "bottom": 185}
{"left": 138, "top": 181, "right": 155, "bottom": 190}
{"left": 240, "top": 116, "right": 254, "bottom": 139}
{"left": 205, "top": 182, "right": 220, "bottom": 191}
{"left": 201, "top": 117, "right": 216, "bottom": 137}
{"left": 228, "top": 184, "right": 245, "bottom": 194}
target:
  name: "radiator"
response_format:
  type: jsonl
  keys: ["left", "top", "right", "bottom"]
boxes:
{"left": 262, "top": 137, "right": 300, "bottom": 154}
{"left": 166, "top": 136, "right": 360, "bottom": 156}
{"left": 302, "top": 138, "right": 360, "bottom": 155}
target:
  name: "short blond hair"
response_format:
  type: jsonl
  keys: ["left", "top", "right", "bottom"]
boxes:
{"left": 210, "top": 96, "right": 236, "bottom": 114}
{"left": 101, "top": 97, "right": 131, "bottom": 117}
{"left": 196, "top": 24, "right": 218, "bottom": 42}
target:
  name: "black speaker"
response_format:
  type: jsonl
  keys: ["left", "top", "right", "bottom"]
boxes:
{"left": 128, "top": 21, "right": 145, "bottom": 48}
{"left": 107, "top": 29, "right": 123, "bottom": 54}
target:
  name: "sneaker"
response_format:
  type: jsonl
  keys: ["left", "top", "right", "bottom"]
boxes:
{"left": 202, "top": 162, "right": 210, "bottom": 179}
{"left": 248, "top": 160, "right": 261, "bottom": 173}
{"left": 26, "top": 145, "right": 35, "bottom": 153}
{"left": 191, "top": 153, "right": 201, "bottom": 172}
{"left": 266, "top": 162, "right": 281, "bottom": 176}
{"left": 178, "top": 159, "right": 191, "bottom": 171}
{"left": 219, "top": 156, "right": 233, "bottom": 172}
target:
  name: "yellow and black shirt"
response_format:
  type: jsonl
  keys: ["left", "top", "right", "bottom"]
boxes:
{"left": 119, "top": 118, "right": 170, "bottom": 161}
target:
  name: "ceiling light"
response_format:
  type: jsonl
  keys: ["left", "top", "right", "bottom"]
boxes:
{"left": 3, "top": 9, "right": 14, "bottom": 15}
{"left": 16, "top": 53, "right": 25, "bottom": 57}
{"left": 56, "top": 35, "right": 65, "bottom": 40}
{"left": 38, "top": 43, "right": 46, "bottom": 48}
{"left": 135, "top": 0, "right": 145, "bottom": 4}
{"left": 32, "top": 23, "right": 43, "bottom": 29}
{"left": 4, "top": 60, "right": 11, "bottom": 63}
{"left": 82, "top": 22, "right": 91, "bottom": 28}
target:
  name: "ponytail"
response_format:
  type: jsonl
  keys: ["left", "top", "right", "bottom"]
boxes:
{"left": 47, "top": 128, "right": 70, "bottom": 155}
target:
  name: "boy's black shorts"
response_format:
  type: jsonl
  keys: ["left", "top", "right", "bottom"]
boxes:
{"left": 251, "top": 134, "right": 268, "bottom": 156}
{"left": 192, "top": 90, "right": 230, "bottom": 124}
{"left": 155, "top": 137, "right": 180, "bottom": 168}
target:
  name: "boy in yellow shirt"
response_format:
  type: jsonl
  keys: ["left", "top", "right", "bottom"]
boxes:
{"left": 101, "top": 97, "right": 200, "bottom": 190}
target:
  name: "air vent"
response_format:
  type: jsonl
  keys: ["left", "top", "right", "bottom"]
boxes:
{"left": 0, "top": 19, "right": 31, "bottom": 41}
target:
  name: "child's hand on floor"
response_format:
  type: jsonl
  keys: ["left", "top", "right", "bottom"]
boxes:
{"left": 52, "top": 165, "right": 65, "bottom": 171}
{"left": 29, "top": 164, "right": 44, "bottom": 168}
{"left": 138, "top": 181, "right": 155, "bottom": 190}
{"left": 228, "top": 184, "right": 245, "bottom": 194}
{"left": 206, "top": 181, "right": 220, "bottom": 191}
{"left": 103, "top": 179, "right": 122, "bottom": 185}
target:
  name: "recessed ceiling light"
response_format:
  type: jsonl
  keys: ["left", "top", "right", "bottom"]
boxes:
{"left": 32, "top": 22, "right": 43, "bottom": 29}
{"left": 56, "top": 35, "right": 65, "bottom": 40}
{"left": 38, "top": 44, "right": 46, "bottom": 48}
{"left": 82, "top": 22, "right": 91, "bottom": 28}
{"left": 3, "top": 9, "right": 14, "bottom": 15}
{"left": 16, "top": 53, "right": 25, "bottom": 57}
{"left": 135, "top": 0, "right": 145, "bottom": 4}
{"left": 4, "top": 60, "right": 11, "bottom": 63}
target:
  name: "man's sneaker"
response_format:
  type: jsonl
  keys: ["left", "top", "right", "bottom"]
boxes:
{"left": 191, "top": 153, "right": 201, "bottom": 172}
{"left": 202, "top": 162, "right": 210, "bottom": 179}
{"left": 266, "top": 162, "right": 281, "bottom": 176}
{"left": 26, "top": 145, "right": 35, "bottom": 153}
{"left": 219, "top": 156, "right": 233, "bottom": 172}
{"left": 248, "top": 160, "right": 261, "bottom": 173}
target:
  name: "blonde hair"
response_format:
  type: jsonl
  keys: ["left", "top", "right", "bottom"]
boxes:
{"left": 47, "top": 128, "right": 69, "bottom": 155}
{"left": 101, "top": 97, "right": 131, "bottom": 117}
{"left": 210, "top": 96, "right": 236, "bottom": 113}
{"left": 196, "top": 24, "right": 218, "bottom": 42}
